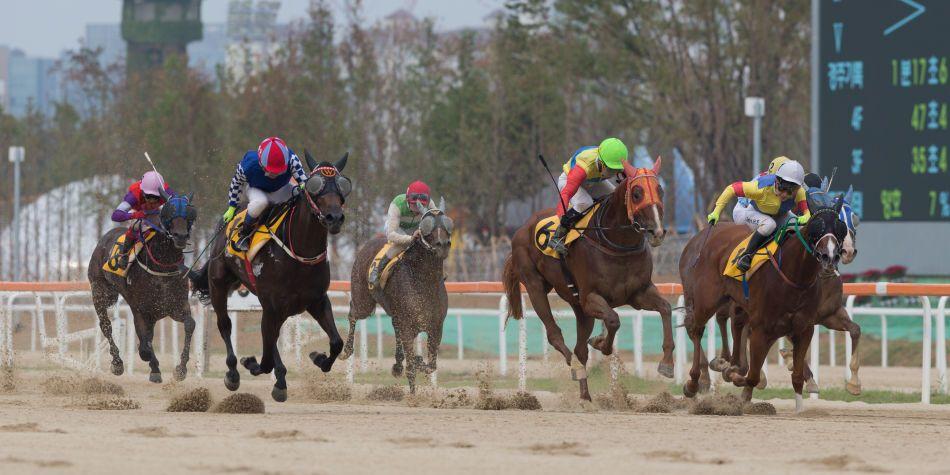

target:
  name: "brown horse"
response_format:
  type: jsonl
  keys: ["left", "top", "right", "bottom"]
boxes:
{"left": 503, "top": 158, "right": 670, "bottom": 401}
{"left": 679, "top": 196, "right": 847, "bottom": 412}
{"left": 342, "top": 206, "right": 452, "bottom": 392}
{"left": 88, "top": 194, "right": 197, "bottom": 383}
{"left": 190, "top": 151, "right": 349, "bottom": 402}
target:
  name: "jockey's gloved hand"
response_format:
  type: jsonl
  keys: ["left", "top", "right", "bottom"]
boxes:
{"left": 223, "top": 206, "right": 236, "bottom": 223}
{"left": 131, "top": 211, "right": 146, "bottom": 220}
{"left": 797, "top": 215, "right": 809, "bottom": 225}
{"left": 706, "top": 210, "right": 719, "bottom": 225}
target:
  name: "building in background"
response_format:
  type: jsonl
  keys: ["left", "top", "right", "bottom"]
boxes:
{"left": 84, "top": 24, "right": 125, "bottom": 66}
{"left": 224, "top": 0, "right": 282, "bottom": 82}
{"left": 0, "top": 45, "right": 9, "bottom": 110}
{"left": 121, "top": 0, "right": 203, "bottom": 75}
{"left": 5, "top": 50, "right": 60, "bottom": 117}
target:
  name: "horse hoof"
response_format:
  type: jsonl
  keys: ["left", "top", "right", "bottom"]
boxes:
{"left": 111, "top": 361, "right": 124, "bottom": 376}
{"left": 698, "top": 377, "right": 711, "bottom": 393}
{"left": 241, "top": 356, "right": 258, "bottom": 369}
{"left": 846, "top": 381, "right": 862, "bottom": 396}
{"left": 657, "top": 362, "right": 674, "bottom": 379}
{"left": 310, "top": 352, "right": 333, "bottom": 373}
{"left": 271, "top": 387, "right": 288, "bottom": 403}
{"left": 756, "top": 375, "right": 768, "bottom": 390}
{"left": 224, "top": 371, "right": 240, "bottom": 391}
{"left": 708, "top": 357, "right": 724, "bottom": 372}
{"left": 174, "top": 365, "right": 187, "bottom": 382}
{"left": 806, "top": 378, "right": 820, "bottom": 394}
{"left": 391, "top": 364, "right": 404, "bottom": 377}
{"left": 149, "top": 372, "right": 162, "bottom": 384}
{"left": 683, "top": 381, "right": 698, "bottom": 398}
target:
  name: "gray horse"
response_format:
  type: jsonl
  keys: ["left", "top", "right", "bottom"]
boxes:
{"left": 342, "top": 205, "right": 452, "bottom": 393}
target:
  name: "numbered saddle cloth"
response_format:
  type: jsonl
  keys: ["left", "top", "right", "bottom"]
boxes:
{"left": 225, "top": 208, "right": 290, "bottom": 263}
{"left": 368, "top": 243, "right": 406, "bottom": 290}
{"left": 533, "top": 203, "right": 601, "bottom": 259}
{"left": 722, "top": 233, "right": 780, "bottom": 281}
{"left": 102, "top": 231, "right": 156, "bottom": 277}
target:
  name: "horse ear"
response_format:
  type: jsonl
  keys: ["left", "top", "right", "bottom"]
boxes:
{"left": 187, "top": 192, "right": 195, "bottom": 203}
{"left": 821, "top": 176, "right": 830, "bottom": 193}
{"left": 622, "top": 160, "right": 637, "bottom": 178}
{"left": 439, "top": 196, "right": 446, "bottom": 212}
{"left": 304, "top": 149, "right": 318, "bottom": 171}
{"left": 652, "top": 156, "right": 662, "bottom": 174}
{"left": 844, "top": 185, "right": 853, "bottom": 204}
{"left": 834, "top": 194, "right": 844, "bottom": 214}
{"left": 334, "top": 152, "right": 349, "bottom": 172}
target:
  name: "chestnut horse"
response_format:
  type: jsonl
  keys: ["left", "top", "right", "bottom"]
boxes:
{"left": 679, "top": 196, "right": 847, "bottom": 412}
{"left": 190, "top": 151, "right": 350, "bottom": 402}
{"left": 503, "top": 158, "right": 670, "bottom": 401}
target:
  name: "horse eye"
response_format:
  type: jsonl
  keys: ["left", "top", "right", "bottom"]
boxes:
{"left": 632, "top": 186, "right": 644, "bottom": 201}
{"left": 420, "top": 216, "right": 435, "bottom": 234}
{"left": 306, "top": 176, "right": 325, "bottom": 194}
{"left": 657, "top": 186, "right": 664, "bottom": 198}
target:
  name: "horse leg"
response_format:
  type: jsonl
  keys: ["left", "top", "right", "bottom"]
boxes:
{"left": 171, "top": 306, "right": 195, "bottom": 382}
{"left": 523, "top": 278, "right": 571, "bottom": 365}
{"left": 683, "top": 316, "right": 709, "bottom": 398}
{"left": 739, "top": 330, "right": 772, "bottom": 403}
{"left": 240, "top": 309, "right": 279, "bottom": 377}
{"left": 726, "top": 321, "right": 750, "bottom": 386}
{"left": 573, "top": 314, "right": 595, "bottom": 401}
{"left": 134, "top": 316, "right": 162, "bottom": 383}
{"left": 399, "top": 328, "right": 420, "bottom": 394}
{"left": 270, "top": 342, "right": 289, "bottom": 402}
{"left": 790, "top": 326, "right": 814, "bottom": 414}
{"left": 424, "top": 317, "right": 444, "bottom": 377}
{"left": 211, "top": 287, "right": 240, "bottom": 391}
{"left": 584, "top": 293, "right": 620, "bottom": 356}
{"left": 709, "top": 313, "right": 731, "bottom": 372}
{"left": 91, "top": 289, "right": 123, "bottom": 376}
{"left": 306, "top": 295, "right": 344, "bottom": 373}
{"left": 391, "top": 322, "right": 405, "bottom": 377}
{"left": 823, "top": 307, "right": 861, "bottom": 395}
{"left": 341, "top": 312, "right": 358, "bottom": 361}
{"left": 631, "top": 284, "right": 674, "bottom": 378}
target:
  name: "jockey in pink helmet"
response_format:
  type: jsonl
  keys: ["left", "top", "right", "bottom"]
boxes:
{"left": 111, "top": 171, "right": 174, "bottom": 267}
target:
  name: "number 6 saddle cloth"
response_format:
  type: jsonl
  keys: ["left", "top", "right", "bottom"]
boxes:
{"left": 532, "top": 203, "right": 601, "bottom": 259}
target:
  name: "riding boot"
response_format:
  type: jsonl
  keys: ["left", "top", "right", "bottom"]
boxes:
{"left": 235, "top": 215, "right": 259, "bottom": 252}
{"left": 549, "top": 209, "right": 584, "bottom": 256}
{"left": 736, "top": 231, "right": 771, "bottom": 273}
{"left": 116, "top": 236, "right": 135, "bottom": 269}
{"left": 369, "top": 254, "right": 392, "bottom": 289}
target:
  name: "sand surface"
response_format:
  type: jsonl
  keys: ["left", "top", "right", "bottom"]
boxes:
{"left": 2, "top": 367, "right": 950, "bottom": 475}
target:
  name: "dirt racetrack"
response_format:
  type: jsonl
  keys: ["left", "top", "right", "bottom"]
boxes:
{"left": 2, "top": 366, "right": 950, "bottom": 475}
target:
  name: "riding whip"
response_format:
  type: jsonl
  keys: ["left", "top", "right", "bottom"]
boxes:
{"left": 537, "top": 154, "right": 569, "bottom": 214}
{"left": 182, "top": 222, "right": 227, "bottom": 279}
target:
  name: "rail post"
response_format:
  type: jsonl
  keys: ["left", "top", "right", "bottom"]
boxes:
{"left": 498, "top": 295, "right": 508, "bottom": 376}
{"left": 518, "top": 313, "right": 527, "bottom": 392}
{"left": 359, "top": 318, "right": 368, "bottom": 373}
{"left": 634, "top": 310, "right": 643, "bottom": 378}
{"left": 921, "top": 296, "right": 932, "bottom": 404}
{"left": 937, "top": 296, "right": 948, "bottom": 394}
{"left": 881, "top": 315, "right": 888, "bottom": 367}
{"left": 674, "top": 296, "right": 686, "bottom": 384}
{"left": 456, "top": 312, "right": 464, "bottom": 360}
{"left": 810, "top": 325, "right": 820, "bottom": 400}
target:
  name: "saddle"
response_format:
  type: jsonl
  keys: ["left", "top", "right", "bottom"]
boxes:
{"left": 102, "top": 231, "right": 156, "bottom": 277}
{"left": 368, "top": 243, "right": 406, "bottom": 290}
{"left": 225, "top": 205, "right": 291, "bottom": 262}
{"left": 533, "top": 203, "right": 601, "bottom": 259}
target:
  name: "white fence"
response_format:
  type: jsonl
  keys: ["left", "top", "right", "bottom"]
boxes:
{"left": 1, "top": 289, "right": 947, "bottom": 403}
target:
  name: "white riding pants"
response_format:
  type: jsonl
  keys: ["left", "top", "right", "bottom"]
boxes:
{"left": 557, "top": 173, "right": 616, "bottom": 213}
{"left": 246, "top": 183, "right": 295, "bottom": 219}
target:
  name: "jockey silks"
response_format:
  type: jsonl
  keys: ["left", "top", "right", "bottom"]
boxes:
{"left": 227, "top": 149, "right": 308, "bottom": 207}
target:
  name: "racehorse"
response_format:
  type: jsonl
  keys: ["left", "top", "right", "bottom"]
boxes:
{"left": 88, "top": 194, "right": 197, "bottom": 383}
{"left": 190, "top": 151, "right": 350, "bottom": 402}
{"left": 342, "top": 203, "right": 453, "bottom": 393}
{"left": 709, "top": 188, "right": 862, "bottom": 395}
{"left": 679, "top": 193, "right": 848, "bottom": 412}
{"left": 503, "top": 158, "right": 670, "bottom": 401}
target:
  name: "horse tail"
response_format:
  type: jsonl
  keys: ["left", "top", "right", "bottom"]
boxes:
{"left": 502, "top": 255, "right": 523, "bottom": 321}
{"left": 188, "top": 261, "right": 212, "bottom": 305}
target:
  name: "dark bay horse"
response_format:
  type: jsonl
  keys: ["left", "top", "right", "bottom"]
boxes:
{"left": 190, "top": 152, "right": 350, "bottom": 402}
{"left": 504, "top": 158, "right": 671, "bottom": 401}
{"left": 88, "top": 194, "right": 197, "bottom": 383}
{"left": 679, "top": 196, "right": 848, "bottom": 412}
{"left": 342, "top": 206, "right": 453, "bottom": 392}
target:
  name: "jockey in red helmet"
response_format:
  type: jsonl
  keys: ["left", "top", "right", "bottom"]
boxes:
{"left": 368, "top": 181, "right": 433, "bottom": 287}
{"left": 223, "top": 137, "right": 309, "bottom": 251}
{"left": 111, "top": 171, "right": 174, "bottom": 268}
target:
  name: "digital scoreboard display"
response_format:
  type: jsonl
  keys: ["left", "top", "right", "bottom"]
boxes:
{"left": 819, "top": 0, "right": 949, "bottom": 221}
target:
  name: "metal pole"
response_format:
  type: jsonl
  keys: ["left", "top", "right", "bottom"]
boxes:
{"left": 753, "top": 115, "right": 762, "bottom": 177}
{"left": 12, "top": 156, "right": 21, "bottom": 281}
{"left": 811, "top": 0, "right": 820, "bottom": 174}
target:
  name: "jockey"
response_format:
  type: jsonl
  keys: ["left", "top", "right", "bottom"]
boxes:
{"left": 548, "top": 137, "right": 628, "bottom": 255}
{"left": 111, "top": 171, "right": 173, "bottom": 268}
{"left": 707, "top": 159, "right": 810, "bottom": 272}
{"left": 368, "top": 181, "right": 434, "bottom": 287}
{"left": 223, "top": 137, "right": 309, "bottom": 251}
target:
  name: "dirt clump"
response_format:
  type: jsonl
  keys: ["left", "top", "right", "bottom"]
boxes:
{"left": 213, "top": 393, "right": 265, "bottom": 414}
{"left": 300, "top": 372, "right": 351, "bottom": 402}
{"left": 689, "top": 394, "right": 744, "bottom": 416}
{"left": 366, "top": 384, "right": 405, "bottom": 402}
{"left": 743, "top": 401, "right": 777, "bottom": 416}
{"left": 166, "top": 387, "right": 213, "bottom": 412}
{"left": 84, "top": 396, "right": 140, "bottom": 410}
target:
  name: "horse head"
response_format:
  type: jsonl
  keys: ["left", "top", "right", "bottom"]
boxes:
{"left": 303, "top": 150, "right": 351, "bottom": 235}
{"left": 159, "top": 193, "right": 197, "bottom": 250}
{"left": 839, "top": 185, "right": 860, "bottom": 264}
{"left": 621, "top": 157, "right": 665, "bottom": 247}
{"left": 804, "top": 194, "right": 849, "bottom": 272}
{"left": 417, "top": 198, "right": 453, "bottom": 260}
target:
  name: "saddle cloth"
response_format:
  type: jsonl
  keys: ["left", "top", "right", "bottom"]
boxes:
{"left": 368, "top": 243, "right": 406, "bottom": 290}
{"left": 533, "top": 203, "right": 601, "bottom": 259}
{"left": 722, "top": 233, "right": 780, "bottom": 281}
{"left": 226, "top": 208, "right": 290, "bottom": 262}
{"left": 102, "top": 231, "right": 156, "bottom": 277}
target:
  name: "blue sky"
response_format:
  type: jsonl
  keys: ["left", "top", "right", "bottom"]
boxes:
{"left": 0, "top": 0, "right": 503, "bottom": 57}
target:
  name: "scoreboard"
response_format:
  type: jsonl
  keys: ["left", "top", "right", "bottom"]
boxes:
{"left": 819, "top": 0, "right": 949, "bottom": 221}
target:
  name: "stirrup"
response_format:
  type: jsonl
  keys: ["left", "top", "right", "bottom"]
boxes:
{"left": 549, "top": 237, "right": 569, "bottom": 255}
{"left": 736, "top": 254, "right": 753, "bottom": 272}
{"left": 235, "top": 234, "right": 252, "bottom": 252}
